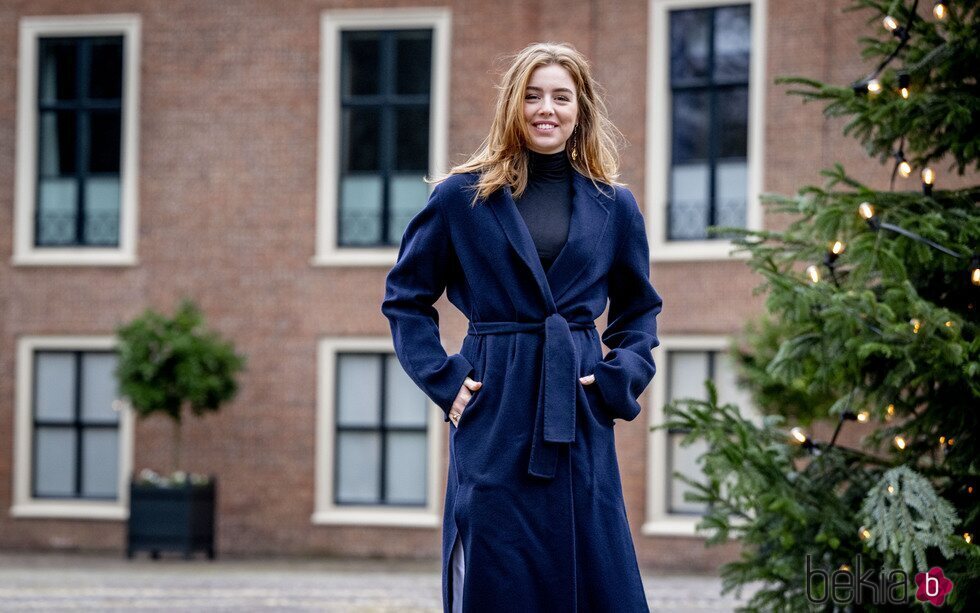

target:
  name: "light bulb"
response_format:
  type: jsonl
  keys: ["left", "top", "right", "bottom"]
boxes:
{"left": 933, "top": 2, "right": 947, "bottom": 20}
{"left": 885, "top": 404, "right": 895, "bottom": 421}
{"left": 898, "top": 160, "right": 912, "bottom": 178}
{"left": 910, "top": 318, "right": 921, "bottom": 334}
{"left": 883, "top": 15, "right": 899, "bottom": 32}
{"left": 972, "top": 265, "right": 980, "bottom": 287}
{"left": 830, "top": 240, "right": 845, "bottom": 255}
{"left": 921, "top": 168, "right": 935, "bottom": 184}
{"left": 859, "top": 526, "right": 872, "bottom": 541}
{"left": 867, "top": 79, "right": 882, "bottom": 94}
{"left": 898, "top": 73, "right": 910, "bottom": 99}
{"left": 894, "top": 435, "right": 907, "bottom": 450}
{"left": 790, "top": 427, "right": 808, "bottom": 444}
{"left": 939, "top": 435, "right": 946, "bottom": 445}
{"left": 859, "top": 202, "right": 875, "bottom": 219}
{"left": 887, "top": 485, "right": 895, "bottom": 494}
{"left": 856, "top": 411, "right": 869, "bottom": 423}
{"left": 806, "top": 265, "right": 821, "bottom": 284}
{"left": 965, "top": 533, "right": 973, "bottom": 544}
{"left": 945, "top": 320, "right": 954, "bottom": 328}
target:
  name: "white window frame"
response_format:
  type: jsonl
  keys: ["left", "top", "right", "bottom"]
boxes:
{"left": 313, "top": 336, "right": 443, "bottom": 528}
{"left": 11, "top": 336, "right": 135, "bottom": 520}
{"left": 645, "top": 0, "right": 766, "bottom": 262}
{"left": 312, "top": 7, "right": 452, "bottom": 267}
{"left": 13, "top": 14, "right": 141, "bottom": 267}
{"left": 643, "top": 335, "right": 758, "bottom": 536}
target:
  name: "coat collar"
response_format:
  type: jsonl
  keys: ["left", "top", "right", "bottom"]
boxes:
{"left": 489, "top": 170, "right": 612, "bottom": 307}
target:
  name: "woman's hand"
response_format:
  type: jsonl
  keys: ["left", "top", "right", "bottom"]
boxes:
{"left": 579, "top": 374, "right": 596, "bottom": 386}
{"left": 450, "top": 377, "right": 482, "bottom": 426}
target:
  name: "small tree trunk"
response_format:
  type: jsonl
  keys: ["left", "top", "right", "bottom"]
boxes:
{"left": 172, "top": 416, "right": 182, "bottom": 476}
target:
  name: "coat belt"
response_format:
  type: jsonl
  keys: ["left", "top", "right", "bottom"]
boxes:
{"left": 466, "top": 313, "right": 596, "bottom": 479}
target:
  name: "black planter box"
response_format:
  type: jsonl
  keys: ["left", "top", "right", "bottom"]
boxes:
{"left": 126, "top": 477, "right": 217, "bottom": 560}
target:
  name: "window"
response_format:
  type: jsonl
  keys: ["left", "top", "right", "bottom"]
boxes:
{"left": 15, "top": 15, "right": 141, "bottom": 266}
{"left": 314, "top": 337, "right": 442, "bottom": 527}
{"left": 644, "top": 336, "right": 757, "bottom": 535}
{"left": 12, "top": 337, "right": 134, "bottom": 520}
{"left": 647, "top": 0, "right": 765, "bottom": 261}
{"left": 315, "top": 8, "right": 451, "bottom": 266}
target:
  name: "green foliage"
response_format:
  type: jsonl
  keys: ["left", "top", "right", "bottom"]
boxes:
{"left": 860, "top": 466, "right": 959, "bottom": 572}
{"left": 664, "top": 0, "right": 980, "bottom": 609}
{"left": 115, "top": 299, "right": 246, "bottom": 425}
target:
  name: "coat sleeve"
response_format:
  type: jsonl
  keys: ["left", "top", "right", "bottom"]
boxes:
{"left": 381, "top": 182, "right": 474, "bottom": 422}
{"left": 591, "top": 191, "right": 663, "bottom": 421}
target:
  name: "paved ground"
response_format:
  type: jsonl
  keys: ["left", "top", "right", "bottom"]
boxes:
{"left": 0, "top": 552, "right": 756, "bottom": 611}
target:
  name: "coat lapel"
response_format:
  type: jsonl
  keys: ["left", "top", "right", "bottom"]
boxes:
{"left": 488, "top": 170, "right": 612, "bottom": 307}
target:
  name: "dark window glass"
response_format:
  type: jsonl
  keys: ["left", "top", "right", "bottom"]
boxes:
{"left": 667, "top": 5, "right": 751, "bottom": 241}
{"left": 342, "top": 32, "right": 381, "bottom": 96}
{"left": 338, "top": 29, "right": 433, "bottom": 247}
{"left": 333, "top": 353, "right": 429, "bottom": 506}
{"left": 35, "top": 36, "right": 124, "bottom": 248}
{"left": 32, "top": 351, "right": 121, "bottom": 500}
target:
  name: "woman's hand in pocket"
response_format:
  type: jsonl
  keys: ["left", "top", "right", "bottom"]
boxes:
{"left": 579, "top": 374, "right": 596, "bottom": 386}
{"left": 450, "top": 377, "right": 482, "bottom": 426}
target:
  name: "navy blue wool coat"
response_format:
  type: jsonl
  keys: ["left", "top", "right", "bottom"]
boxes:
{"left": 381, "top": 168, "right": 662, "bottom": 612}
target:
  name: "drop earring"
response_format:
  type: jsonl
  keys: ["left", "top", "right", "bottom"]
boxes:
{"left": 570, "top": 126, "right": 579, "bottom": 161}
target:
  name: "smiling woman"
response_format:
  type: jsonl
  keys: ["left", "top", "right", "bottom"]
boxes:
{"left": 383, "top": 41, "right": 661, "bottom": 613}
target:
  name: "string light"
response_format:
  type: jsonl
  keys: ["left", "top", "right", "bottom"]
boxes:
{"left": 893, "top": 435, "right": 908, "bottom": 450}
{"left": 910, "top": 318, "right": 921, "bottom": 334}
{"left": 898, "top": 73, "right": 911, "bottom": 99}
{"left": 885, "top": 404, "right": 896, "bottom": 421}
{"left": 895, "top": 151, "right": 912, "bottom": 178}
{"left": 971, "top": 256, "right": 980, "bottom": 286}
{"left": 933, "top": 1, "right": 948, "bottom": 20}
{"left": 944, "top": 320, "right": 954, "bottom": 328}
{"left": 882, "top": 15, "right": 910, "bottom": 41}
{"left": 839, "top": 564, "right": 852, "bottom": 572}
{"left": 965, "top": 533, "right": 973, "bottom": 544}
{"left": 887, "top": 484, "right": 895, "bottom": 494}
{"left": 859, "top": 526, "right": 872, "bottom": 541}
{"left": 806, "top": 265, "right": 821, "bottom": 284}
{"left": 921, "top": 167, "right": 935, "bottom": 195}
{"left": 857, "top": 411, "right": 870, "bottom": 423}
{"left": 866, "top": 78, "right": 882, "bottom": 94}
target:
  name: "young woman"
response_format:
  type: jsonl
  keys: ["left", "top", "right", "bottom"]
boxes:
{"left": 382, "top": 41, "right": 662, "bottom": 612}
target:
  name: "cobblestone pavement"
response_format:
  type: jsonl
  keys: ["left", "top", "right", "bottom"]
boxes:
{"left": 0, "top": 552, "right": 756, "bottom": 611}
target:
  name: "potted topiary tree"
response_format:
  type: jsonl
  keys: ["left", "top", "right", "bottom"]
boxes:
{"left": 116, "top": 298, "right": 246, "bottom": 560}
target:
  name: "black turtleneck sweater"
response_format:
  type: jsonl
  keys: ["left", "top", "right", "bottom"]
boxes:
{"left": 513, "top": 149, "right": 573, "bottom": 273}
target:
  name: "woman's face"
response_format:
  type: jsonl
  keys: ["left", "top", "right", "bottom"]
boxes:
{"left": 522, "top": 63, "right": 579, "bottom": 155}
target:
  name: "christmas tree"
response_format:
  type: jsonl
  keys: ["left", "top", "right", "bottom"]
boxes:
{"left": 660, "top": 0, "right": 979, "bottom": 609}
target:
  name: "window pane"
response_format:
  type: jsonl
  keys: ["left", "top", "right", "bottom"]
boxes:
{"left": 37, "top": 178, "right": 78, "bottom": 245}
{"left": 336, "top": 354, "right": 381, "bottom": 427}
{"left": 669, "top": 163, "right": 709, "bottom": 240}
{"left": 34, "top": 427, "right": 76, "bottom": 496}
{"left": 670, "top": 9, "right": 710, "bottom": 83}
{"left": 81, "top": 353, "right": 119, "bottom": 423}
{"left": 384, "top": 354, "right": 428, "bottom": 427}
{"left": 88, "top": 38, "right": 123, "bottom": 99}
{"left": 715, "top": 161, "right": 747, "bottom": 230}
{"left": 89, "top": 110, "right": 122, "bottom": 173}
{"left": 82, "top": 429, "right": 119, "bottom": 497}
{"left": 339, "top": 175, "right": 383, "bottom": 245}
{"left": 342, "top": 32, "right": 381, "bottom": 96}
{"left": 715, "top": 352, "right": 755, "bottom": 418}
{"left": 714, "top": 5, "right": 751, "bottom": 81}
{"left": 387, "top": 175, "right": 428, "bottom": 245}
{"left": 342, "top": 107, "right": 381, "bottom": 172}
{"left": 395, "top": 107, "right": 429, "bottom": 171}
{"left": 671, "top": 91, "right": 709, "bottom": 163}
{"left": 39, "top": 111, "right": 77, "bottom": 175}
{"left": 35, "top": 352, "right": 76, "bottom": 422}
{"left": 84, "top": 178, "right": 121, "bottom": 245}
{"left": 39, "top": 39, "right": 77, "bottom": 104}
{"left": 385, "top": 431, "right": 427, "bottom": 504}
{"left": 668, "top": 351, "right": 710, "bottom": 402}
{"left": 668, "top": 432, "right": 709, "bottom": 514}
{"left": 718, "top": 87, "right": 748, "bottom": 158}
{"left": 395, "top": 31, "right": 432, "bottom": 95}
{"left": 335, "top": 431, "right": 381, "bottom": 503}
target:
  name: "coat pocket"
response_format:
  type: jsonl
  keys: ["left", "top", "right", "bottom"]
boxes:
{"left": 580, "top": 377, "right": 615, "bottom": 428}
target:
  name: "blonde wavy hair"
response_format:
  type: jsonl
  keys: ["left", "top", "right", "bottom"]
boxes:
{"left": 429, "top": 42, "right": 626, "bottom": 207}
